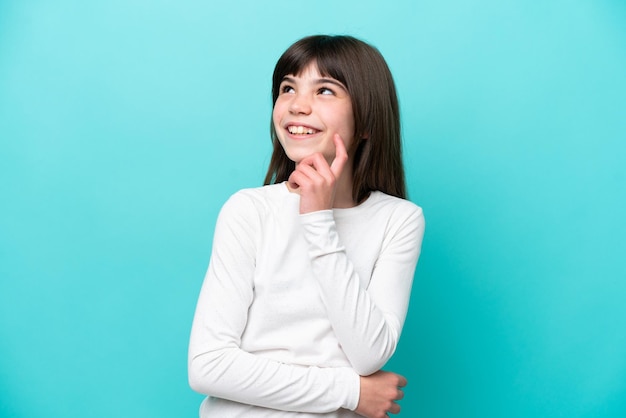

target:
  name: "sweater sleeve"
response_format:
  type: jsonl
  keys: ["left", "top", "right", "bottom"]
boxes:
{"left": 300, "top": 204, "right": 425, "bottom": 376}
{"left": 188, "top": 192, "right": 360, "bottom": 413}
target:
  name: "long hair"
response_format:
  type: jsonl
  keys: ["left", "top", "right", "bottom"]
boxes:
{"left": 264, "top": 35, "right": 406, "bottom": 203}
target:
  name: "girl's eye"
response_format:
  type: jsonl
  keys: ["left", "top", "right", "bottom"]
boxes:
{"left": 280, "top": 85, "right": 295, "bottom": 94}
{"left": 319, "top": 87, "right": 334, "bottom": 95}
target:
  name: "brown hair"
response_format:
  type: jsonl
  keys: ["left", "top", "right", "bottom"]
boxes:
{"left": 264, "top": 35, "right": 406, "bottom": 203}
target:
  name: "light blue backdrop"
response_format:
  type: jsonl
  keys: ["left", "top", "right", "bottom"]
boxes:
{"left": 1, "top": 0, "right": 625, "bottom": 417}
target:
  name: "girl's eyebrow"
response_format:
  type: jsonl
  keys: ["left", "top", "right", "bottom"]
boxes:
{"left": 281, "top": 76, "right": 347, "bottom": 92}
{"left": 315, "top": 78, "right": 347, "bottom": 91}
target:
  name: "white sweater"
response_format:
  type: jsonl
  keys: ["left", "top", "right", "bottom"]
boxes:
{"left": 188, "top": 182, "right": 425, "bottom": 417}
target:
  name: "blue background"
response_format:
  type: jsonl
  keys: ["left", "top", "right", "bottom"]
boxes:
{"left": 1, "top": 0, "right": 625, "bottom": 417}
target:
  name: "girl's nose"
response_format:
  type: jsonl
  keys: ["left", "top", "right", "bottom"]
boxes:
{"left": 288, "top": 93, "right": 312, "bottom": 115}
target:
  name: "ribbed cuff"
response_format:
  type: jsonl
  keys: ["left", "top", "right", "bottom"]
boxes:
{"left": 331, "top": 367, "right": 360, "bottom": 411}
{"left": 299, "top": 210, "right": 344, "bottom": 258}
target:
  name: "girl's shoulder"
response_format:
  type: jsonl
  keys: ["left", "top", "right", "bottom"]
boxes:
{"left": 368, "top": 191, "right": 424, "bottom": 227}
{"left": 370, "top": 191, "right": 423, "bottom": 213}
{"left": 332, "top": 191, "right": 424, "bottom": 232}
{"left": 220, "top": 182, "right": 294, "bottom": 217}
{"left": 337, "top": 190, "right": 423, "bottom": 219}
{"left": 228, "top": 182, "right": 290, "bottom": 204}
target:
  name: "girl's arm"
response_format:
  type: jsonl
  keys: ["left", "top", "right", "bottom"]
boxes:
{"left": 290, "top": 135, "right": 425, "bottom": 376}
{"left": 187, "top": 192, "right": 359, "bottom": 413}
{"left": 300, "top": 204, "right": 424, "bottom": 375}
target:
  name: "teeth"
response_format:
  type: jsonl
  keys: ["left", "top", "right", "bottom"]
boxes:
{"left": 288, "top": 125, "right": 316, "bottom": 135}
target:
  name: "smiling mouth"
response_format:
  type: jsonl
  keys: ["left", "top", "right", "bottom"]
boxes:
{"left": 287, "top": 125, "right": 319, "bottom": 135}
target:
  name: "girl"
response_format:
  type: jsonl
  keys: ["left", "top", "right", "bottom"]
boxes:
{"left": 188, "top": 35, "right": 425, "bottom": 418}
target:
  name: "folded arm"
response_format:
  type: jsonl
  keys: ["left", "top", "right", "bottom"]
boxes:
{"left": 300, "top": 205, "right": 424, "bottom": 375}
{"left": 188, "top": 192, "right": 359, "bottom": 413}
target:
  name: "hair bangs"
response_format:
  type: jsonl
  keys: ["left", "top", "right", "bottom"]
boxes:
{"left": 272, "top": 36, "right": 351, "bottom": 104}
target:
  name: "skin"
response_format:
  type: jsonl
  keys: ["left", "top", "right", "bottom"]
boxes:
{"left": 273, "top": 63, "right": 407, "bottom": 417}
{"left": 356, "top": 371, "right": 407, "bottom": 418}
{"left": 272, "top": 63, "right": 355, "bottom": 211}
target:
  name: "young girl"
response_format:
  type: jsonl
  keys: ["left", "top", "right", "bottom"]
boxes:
{"left": 188, "top": 35, "right": 425, "bottom": 417}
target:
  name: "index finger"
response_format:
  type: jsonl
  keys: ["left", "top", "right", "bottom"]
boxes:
{"left": 329, "top": 133, "right": 348, "bottom": 178}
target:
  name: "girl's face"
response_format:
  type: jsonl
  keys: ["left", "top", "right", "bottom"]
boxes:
{"left": 272, "top": 63, "right": 355, "bottom": 165}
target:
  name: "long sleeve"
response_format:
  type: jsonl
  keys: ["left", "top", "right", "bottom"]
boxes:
{"left": 187, "top": 191, "right": 360, "bottom": 413}
{"left": 300, "top": 203, "right": 425, "bottom": 376}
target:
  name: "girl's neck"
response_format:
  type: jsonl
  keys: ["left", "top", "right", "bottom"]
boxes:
{"left": 332, "top": 163, "right": 355, "bottom": 208}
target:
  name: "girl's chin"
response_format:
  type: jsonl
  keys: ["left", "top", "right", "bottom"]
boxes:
{"left": 282, "top": 143, "right": 335, "bottom": 165}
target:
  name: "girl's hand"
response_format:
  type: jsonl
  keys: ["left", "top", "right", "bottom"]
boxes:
{"left": 287, "top": 134, "right": 348, "bottom": 214}
{"left": 355, "top": 370, "right": 407, "bottom": 418}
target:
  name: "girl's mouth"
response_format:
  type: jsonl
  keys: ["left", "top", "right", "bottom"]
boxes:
{"left": 287, "top": 125, "right": 319, "bottom": 135}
